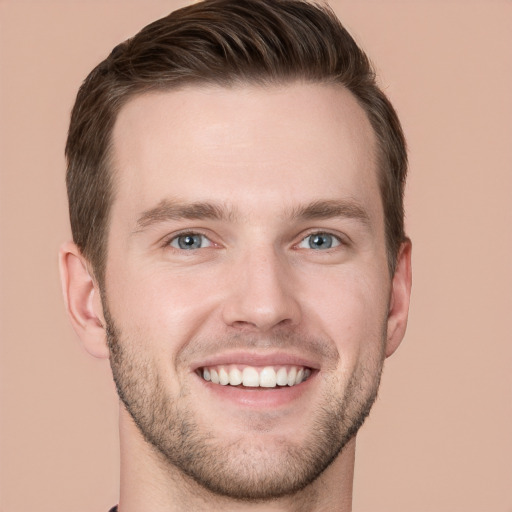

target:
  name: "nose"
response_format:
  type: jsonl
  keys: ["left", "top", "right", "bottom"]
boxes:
{"left": 221, "top": 246, "right": 302, "bottom": 332}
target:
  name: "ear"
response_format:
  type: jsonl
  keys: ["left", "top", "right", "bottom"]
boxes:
{"left": 385, "top": 239, "right": 412, "bottom": 358}
{"left": 59, "top": 241, "right": 109, "bottom": 359}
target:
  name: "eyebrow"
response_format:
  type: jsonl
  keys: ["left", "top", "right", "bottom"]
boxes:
{"left": 134, "top": 198, "right": 371, "bottom": 232}
{"left": 135, "top": 199, "right": 236, "bottom": 230}
{"left": 287, "top": 199, "right": 371, "bottom": 227}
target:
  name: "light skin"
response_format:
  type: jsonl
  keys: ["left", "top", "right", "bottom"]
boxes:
{"left": 60, "top": 82, "right": 411, "bottom": 511}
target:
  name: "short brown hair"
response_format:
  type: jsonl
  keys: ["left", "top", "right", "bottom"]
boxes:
{"left": 66, "top": 0, "right": 407, "bottom": 284}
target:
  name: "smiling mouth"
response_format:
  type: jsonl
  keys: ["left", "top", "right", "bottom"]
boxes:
{"left": 198, "top": 364, "right": 312, "bottom": 388}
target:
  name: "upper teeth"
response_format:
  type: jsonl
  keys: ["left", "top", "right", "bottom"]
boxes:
{"left": 201, "top": 365, "right": 311, "bottom": 388}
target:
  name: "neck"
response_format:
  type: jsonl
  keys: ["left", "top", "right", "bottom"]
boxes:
{"left": 117, "top": 406, "right": 355, "bottom": 512}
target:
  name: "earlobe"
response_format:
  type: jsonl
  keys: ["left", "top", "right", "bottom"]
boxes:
{"left": 385, "top": 239, "right": 412, "bottom": 358}
{"left": 59, "top": 241, "right": 109, "bottom": 359}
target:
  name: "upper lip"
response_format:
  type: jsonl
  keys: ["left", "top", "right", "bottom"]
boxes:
{"left": 191, "top": 351, "right": 321, "bottom": 372}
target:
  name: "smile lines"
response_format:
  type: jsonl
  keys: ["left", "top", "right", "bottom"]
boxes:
{"left": 200, "top": 365, "right": 312, "bottom": 388}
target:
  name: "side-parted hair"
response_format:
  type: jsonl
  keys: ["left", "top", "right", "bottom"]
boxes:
{"left": 66, "top": 0, "right": 407, "bottom": 285}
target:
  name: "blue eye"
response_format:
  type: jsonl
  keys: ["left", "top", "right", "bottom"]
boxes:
{"left": 298, "top": 233, "right": 340, "bottom": 250}
{"left": 169, "top": 233, "right": 211, "bottom": 250}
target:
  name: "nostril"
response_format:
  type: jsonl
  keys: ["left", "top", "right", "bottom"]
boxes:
{"left": 227, "top": 315, "right": 298, "bottom": 333}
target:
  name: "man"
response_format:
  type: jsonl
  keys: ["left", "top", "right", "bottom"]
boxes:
{"left": 59, "top": 0, "right": 412, "bottom": 510}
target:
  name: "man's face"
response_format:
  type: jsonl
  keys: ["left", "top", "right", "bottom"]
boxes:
{"left": 103, "top": 83, "right": 397, "bottom": 499}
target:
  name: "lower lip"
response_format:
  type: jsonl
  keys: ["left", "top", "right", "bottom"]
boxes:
{"left": 196, "top": 372, "right": 317, "bottom": 408}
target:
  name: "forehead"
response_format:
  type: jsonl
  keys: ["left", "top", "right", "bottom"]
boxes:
{"left": 110, "top": 82, "right": 380, "bottom": 223}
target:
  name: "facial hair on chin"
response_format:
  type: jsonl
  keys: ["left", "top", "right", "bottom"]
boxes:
{"left": 103, "top": 299, "right": 386, "bottom": 501}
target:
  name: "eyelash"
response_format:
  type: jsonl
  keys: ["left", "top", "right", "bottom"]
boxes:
{"left": 296, "top": 231, "right": 344, "bottom": 251}
{"left": 163, "top": 230, "right": 346, "bottom": 252}
{"left": 164, "top": 231, "right": 213, "bottom": 250}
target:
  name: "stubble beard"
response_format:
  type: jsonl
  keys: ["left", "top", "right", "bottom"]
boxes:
{"left": 104, "top": 304, "right": 386, "bottom": 501}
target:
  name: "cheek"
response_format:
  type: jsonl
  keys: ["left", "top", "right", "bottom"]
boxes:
{"left": 105, "top": 261, "right": 223, "bottom": 351}
{"left": 300, "top": 266, "right": 389, "bottom": 365}
{"left": 105, "top": 244, "right": 390, "bottom": 370}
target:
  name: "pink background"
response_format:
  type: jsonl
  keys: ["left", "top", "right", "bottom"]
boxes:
{"left": 1, "top": 1, "right": 511, "bottom": 511}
